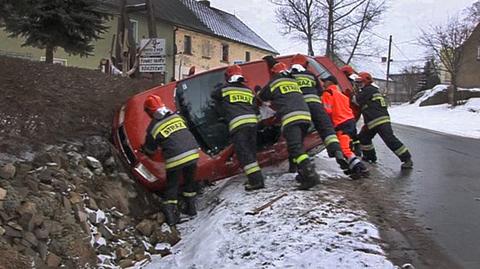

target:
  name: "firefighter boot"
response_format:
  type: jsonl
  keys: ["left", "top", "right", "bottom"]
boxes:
{"left": 288, "top": 157, "right": 297, "bottom": 173}
{"left": 182, "top": 192, "right": 197, "bottom": 216}
{"left": 297, "top": 159, "right": 320, "bottom": 190}
{"left": 245, "top": 173, "right": 265, "bottom": 191}
{"left": 334, "top": 150, "right": 349, "bottom": 170}
{"left": 401, "top": 158, "right": 413, "bottom": 170}
{"left": 162, "top": 202, "right": 180, "bottom": 226}
{"left": 348, "top": 158, "right": 369, "bottom": 180}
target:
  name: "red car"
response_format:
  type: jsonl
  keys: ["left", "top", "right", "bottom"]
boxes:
{"left": 112, "top": 55, "right": 352, "bottom": 192}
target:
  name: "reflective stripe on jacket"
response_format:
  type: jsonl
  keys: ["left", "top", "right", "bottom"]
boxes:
{"left": 144, "top": 113, "right": 199, "bottom": 170}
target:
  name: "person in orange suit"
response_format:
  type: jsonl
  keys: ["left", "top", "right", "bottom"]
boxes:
{"left": 321, "top": 76, "right": 368, "bottom": 179}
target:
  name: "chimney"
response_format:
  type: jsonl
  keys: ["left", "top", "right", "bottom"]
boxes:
{"left": 198, "top": 0, "right": 210, "bottom": 7}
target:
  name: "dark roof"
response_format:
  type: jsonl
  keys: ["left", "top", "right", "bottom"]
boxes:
{"left": 106, "top": 0, "right": 278, "bottom": 54}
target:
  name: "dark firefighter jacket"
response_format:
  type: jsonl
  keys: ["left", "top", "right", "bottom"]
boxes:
{"left": 211, "top": 82, "right": 259, "bottom": 134}
{"left": 355, "top": 84, "right": 391, "bottom": 129}
{"left": 258, "top": 73, "right": 311, "bottom": 128}
{"left": 290, "top": 70, "right": 323, "bottom": 104}
{"left": 144, "top": 112, "right": 199, "bottom": 170}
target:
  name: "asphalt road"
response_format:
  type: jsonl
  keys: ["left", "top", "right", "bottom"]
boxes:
{"left": 367, "top": 124, "right": 480, "bottom": 269}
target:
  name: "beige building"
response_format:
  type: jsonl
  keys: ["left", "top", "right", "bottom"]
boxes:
{"left": 457, "top": 23, "right": 480, "bottom": 88}
{"left": 0, "top": 0, "right": 277, "bottom": 83}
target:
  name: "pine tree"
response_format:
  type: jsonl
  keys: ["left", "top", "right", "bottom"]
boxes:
{"left": 1, "top": 0, "right": 109, "bottom": 63}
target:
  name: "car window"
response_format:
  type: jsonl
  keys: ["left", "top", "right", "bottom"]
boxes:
{"left": 176, "top": 70, "right": 230, "bottom": 155}
{"left": 307, "top": 58, "right": 332, "bottom": 79}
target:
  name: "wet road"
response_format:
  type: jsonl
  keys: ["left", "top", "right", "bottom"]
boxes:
{"left": 369, "top": 124, "right": 480, "bottom": 269}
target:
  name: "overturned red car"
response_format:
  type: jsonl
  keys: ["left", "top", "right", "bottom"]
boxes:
{"left": 112, "top": 55, "right": 352, "bottom": 192}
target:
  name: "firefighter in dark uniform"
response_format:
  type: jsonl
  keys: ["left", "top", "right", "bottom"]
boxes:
{"left": 211, "top": 65, "right": 265, "bottom": 191}
{"left": 142, "top": 95, "right": 200, "bottom": 226}
{"left": 289, "top": 54, "right": 348, "bottom": 170}
{"left": 258, "top": 62, "right": 320, "bottom": 190}
{"left": 354, "top": 72, "right": 413, "bottom": 169}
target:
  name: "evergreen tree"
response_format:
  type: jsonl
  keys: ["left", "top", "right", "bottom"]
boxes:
{"left": 1, "top": 0, "right": 109, "bottom": 63}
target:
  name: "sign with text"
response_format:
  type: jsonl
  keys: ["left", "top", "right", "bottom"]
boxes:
{"left": 140, "top": 38, "right": 166, "bottom": 73}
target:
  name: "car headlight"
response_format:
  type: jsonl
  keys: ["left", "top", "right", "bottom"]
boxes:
{"left": 134, "top": 163, "right": 159, "bottom": 183}
{"left": 118, "top": 105, "right": 126, "bottom": 125}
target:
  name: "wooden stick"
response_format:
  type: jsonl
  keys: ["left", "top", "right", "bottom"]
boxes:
{"left": 245, "top": 193, "right": 288, "bottom": 215}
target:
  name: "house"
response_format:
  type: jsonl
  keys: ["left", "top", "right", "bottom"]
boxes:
{"left": 0, "top": 0, "right": 277, "bottom": 83}
{"left": 457, "top": 22, "right": 480, "bottom": 88}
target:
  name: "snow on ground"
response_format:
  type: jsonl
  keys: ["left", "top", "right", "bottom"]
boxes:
{"left": 390, "top": 96, "right": 480, "bottom": 139}
{"left": 144, "top": 153, "right": 395, "bottom": 269}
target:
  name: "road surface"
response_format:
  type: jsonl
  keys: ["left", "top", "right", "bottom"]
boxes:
{"left": 358, "top": 124, "right": 480, "bottom": 269}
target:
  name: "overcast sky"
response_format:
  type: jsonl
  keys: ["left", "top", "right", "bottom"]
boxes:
{"left": 209, "top": 0, "right": 476, "bottom": 68}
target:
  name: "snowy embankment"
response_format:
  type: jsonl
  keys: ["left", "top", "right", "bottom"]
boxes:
{"left": 144, "top": 153, "right": 395, "bottom": 269}
{"left": 390, "top": 86, "right": 480, "bottom": 139}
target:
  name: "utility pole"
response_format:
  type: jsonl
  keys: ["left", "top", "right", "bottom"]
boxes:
{"left": 385, "top": 35, "right": 392, "bottom": 94}
{"left": 146, "top": 0, "right": 161, "bottom": 83}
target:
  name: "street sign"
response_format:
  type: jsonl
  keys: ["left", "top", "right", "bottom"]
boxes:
{"left": 140, "top": 38, "right": 166, "bottom": 73}
{"left": 140, "top": 38, "right": 166, "bottom": 57}
{"left": 139, "top": 65, "right": 165, "bottom": 72}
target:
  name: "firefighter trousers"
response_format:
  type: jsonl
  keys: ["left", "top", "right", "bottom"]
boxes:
{"left": 165, "top": 162, "right": 198, "bottom": 202}
{"left": 231, "top": 125, "right": 264, "bottom": 183}
{"left": 308, "top": 102, "right": 341, "bottom": 153}
{"left": 336, "top": 119, "right": 361, "bottom": 156}
{"left": 359, "top": 122, "right": 411, "bottom": 162}
{"left": 283, "top": 123, "right": 310, "bottom": 164}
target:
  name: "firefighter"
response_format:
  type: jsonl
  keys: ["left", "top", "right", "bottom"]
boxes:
{"left": 258, "top": 62, "right": 320, "bottom": 190}
{"left": 321, "top": 76, "right": 368, "bottom": 178}
{"left": 340, "top": 65, "right": 362, "bottom": 156}
{"left": 142, "top": 95, "right": 200, "bottom": 226}
{"left": 354, "top": 72, "right": 413, "bottom": 169}
{"left": 211, "top": 65, "right": 265, "bottom": 191}
{"left": 289, "top": 54, "right": 348, "bottom": 170}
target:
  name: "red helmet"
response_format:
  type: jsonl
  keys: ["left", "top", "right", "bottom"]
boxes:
{"left": 291, "top": 54, "right": 308, "bottom": 68}
{"left": 340, "top": 65, "right": 354, "bottom": 76}
{"left": 357, "top": 72, "right": 373, "bottom": 85}
{"left": 225, "top": 65, "right": 243, "bottom": 82}
{"left": 144, "top": 95, "right": 165, "bottom": 115}
{"left": 271, "top": 62, "right": 288, "bottom": 75}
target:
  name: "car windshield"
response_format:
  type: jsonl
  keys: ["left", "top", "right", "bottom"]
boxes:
{"left": 307, "top": 58, "right": 332, "bottom": 79}
{"left": 176, "top": 70, "right": 230, "bottom": 155}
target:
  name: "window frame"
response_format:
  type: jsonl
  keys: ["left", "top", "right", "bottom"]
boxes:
{"left": 245, "top": 51, "right": 251, "bottom": 62}
{"left": 183, "top": 35, "right": 192, "bottom": 55}
{"left": 129, "top": 19, "right": 139, "bottom": 45}
{"left": 221, "top": 43, "right": 229, "bottom": 62}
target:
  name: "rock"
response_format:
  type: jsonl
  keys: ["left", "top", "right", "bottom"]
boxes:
{"left": 0, "top": 187, "right": 6, "bottom": 200}
{"left": 4, "top": 225, "right": 22, "bottom": 238}
{"left": 46, "top": 253, "right": 62, "bottom": 267}
{"left": 0, "top": 163, "right": 16, "bottom": 179}
{"left": 16, "top": 201, "right": 37, "bottom": 216}
{"left": 38, "top": 242, "right": 48, "bottom": 261}
{"left": 69, "top": 192, "right": 83, "bottom": 204}
{"left": 79, "top": 167, "right": 94, "bottom": 179}
{"left": 93, "top": 168, "right": 104, "bottom": 176}
{"left": 38, "top": 169, "right": 53, "bottom": 184}
{"left": 34, "top": 226, "right": 49, "bottom": 240}
{"left": 118, "top": 259, "right": 134, "bottom": 268}
{"left": 67, "top": 151, "right": 83, "bottom": 166}
{"left": 88, "top": 212, "right": 98, "bottom": 224}
{"left": 63, "top": 196, "right": 72, "bottom": 212}
{"left": 134, "top": 253, "right": 148, "bottom": 261}
{"left": 23, "top": 231, "right": 38, "bottom": 247}
{"left": 116, "top": 247, "right": 130, "bottom": 259}
{"left": 83, "top": 136, "right": 111, "bottom": 161}
{"left": 86, "top": 156, "right": 103, "bottom": 170}
{"left": 0, "top": 211, "right": 13, "bottom": 222}
{"left": 135, "top": 219, "right": 155, "bottom": 236}
{"left": 86, "top": 197, "right": 99, "bottom": 210}
{"left": 97, "top": 245, "right": 112, "bottom": 255}
{"left": 7, "top": 221, "right": 23, "bottom": 231}
{"left": 104, "top": 156, "right": 116, "bottom": 168}
{"left": 43, "top": 220, "right": 63, "bottom": 235}
{"left": 0, "top": 226, "right": 5, "bottom": 236}
{"left": 98, "top": 224, "right": 114, "bottom": 241}
{"left": 117, "top": 219, "right": 128, "bottom": 231}
{"left": 75, "top": 209, "right": 88, "bottom": 223}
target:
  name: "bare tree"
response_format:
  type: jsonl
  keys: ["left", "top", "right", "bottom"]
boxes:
{"left": 270, "top": 0, "right": 324, "bottom": 56}
{"left": 419, "top": 17, "right": 474, "bottom": 106}
{"left": 270, "top": 0, "right": 386, "bottom": 60}
{"left": 465, "top": 0, "right": 480, "bottom": 24}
